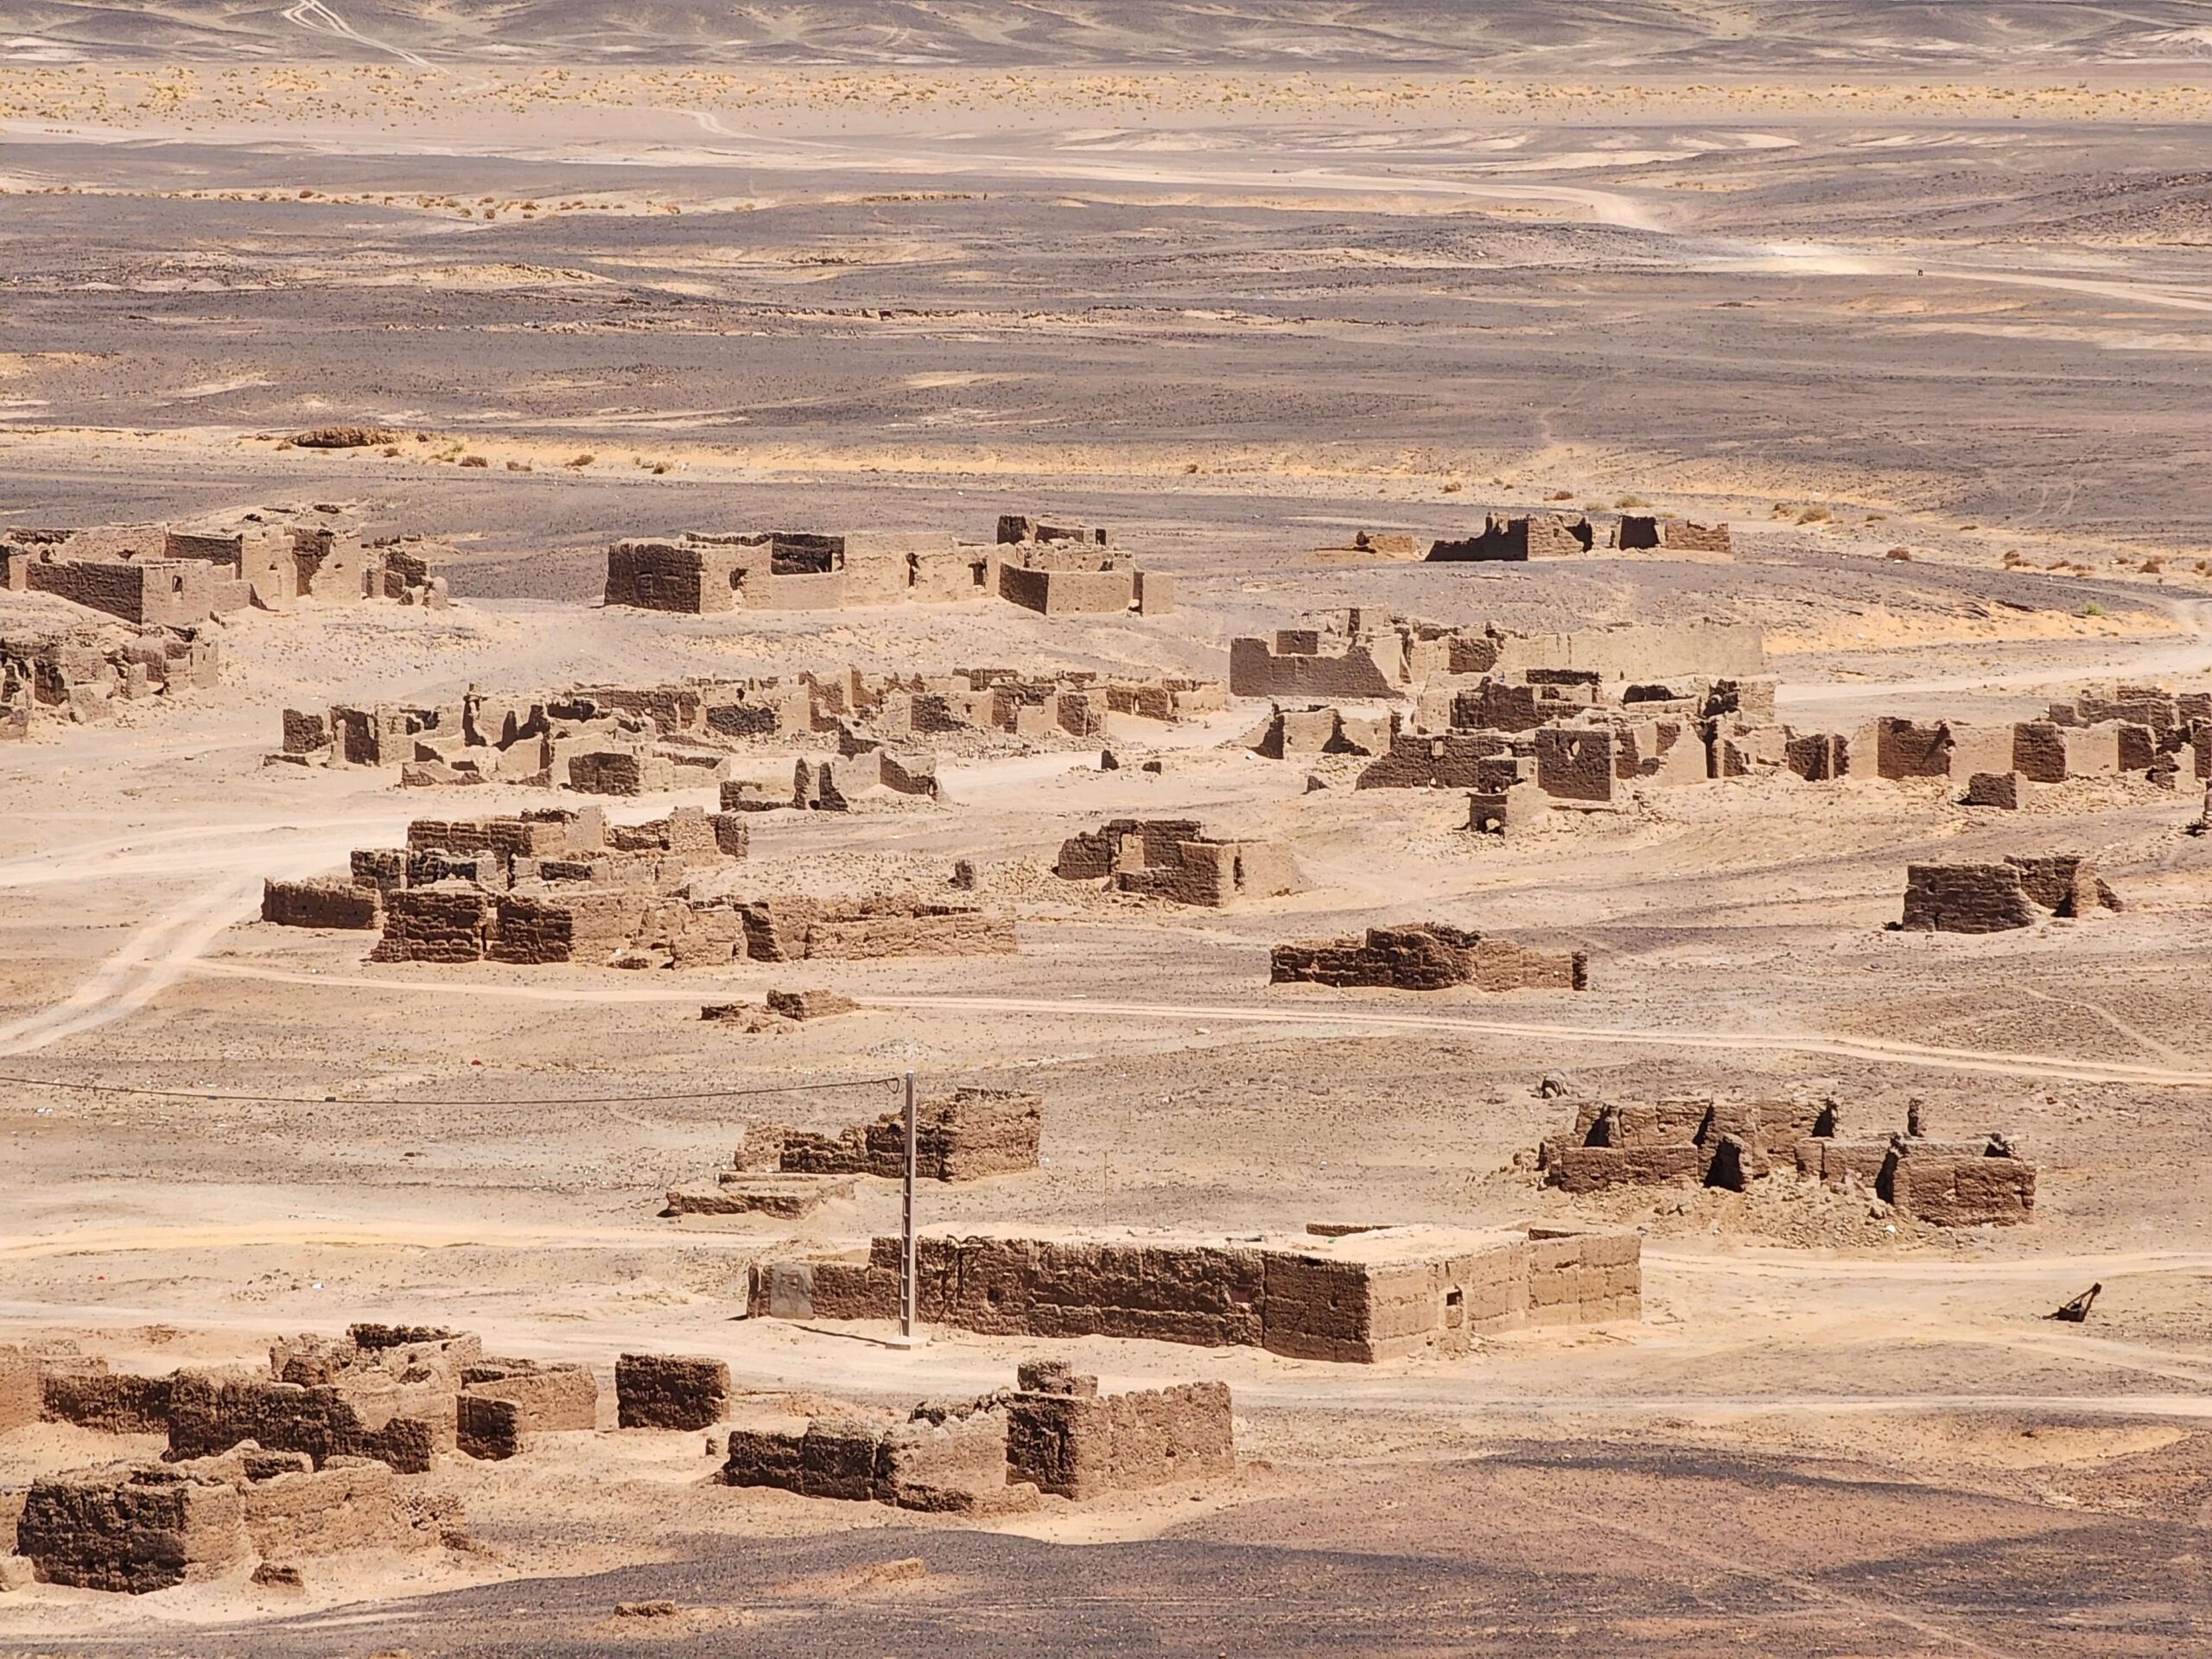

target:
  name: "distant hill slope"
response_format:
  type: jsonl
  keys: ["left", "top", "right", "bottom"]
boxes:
{"left": 8, "top": 1, "right": 2212, "bottom": 69}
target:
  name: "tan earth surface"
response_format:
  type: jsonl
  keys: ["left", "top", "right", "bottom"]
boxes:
{"left": 4, "top": 5, "right": 2212, "bottom": 1653}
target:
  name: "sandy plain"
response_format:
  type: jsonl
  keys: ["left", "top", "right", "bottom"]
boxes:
{"left": 4, "top": 6, "right": 2212, "bottom": 1653}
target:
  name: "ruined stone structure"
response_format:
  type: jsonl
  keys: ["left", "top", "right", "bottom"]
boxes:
{"left": 750, "top": 1224, "right": 1637, "bottom": 1360}
{"left": 1244, "top": 703, "right": 1401, "bottom": 759}
{"left": 993, "top": 518, "right": 1173, "bottom": 615}
{"left": 615, "top": 1354, "right": 729, "bottom": 1430}
{"left": 721, "top": 1397, "right": 1032, "bottom": 1514}
{"left": 733, "top": 893, "right": 1017, "bottom": 963}
{"left": 606, "top": 530, "right": 983, "bottom": 613}
{"left": 1054, "top": 819, "right": 1305, "bottom": 906}
{"left": 1427, "top": 512, "right": 1596, "bottom": 562}
{"left": 717, "top": 1362, "right": 1231, "bottom": 1513}
{"left": 278, "top": 665, "right": 1224, "bottom": 785}
{"left": 260, "top": 878, "right": 382, "bottom": 931}
{"left": 2, "top": 1344, "right": 39, "bottom": 1433}
{"left": 257, "top": 806, "right": 832, "bottom": 971}
{"left": 1615, "top": 516, "right": 1733, "bottom": 553}
{"left": 167, "top": 1325, "right": 485, "bottom": 1474}
{"left": 1003, "top": 1361, "right": 1234, "bottom": 1499}
{"left": 673, "top": 1090, "right": 1040, "bottom": 1215}
{"left": 3, "top": 621, "right": 220, "bottom": 737}
{"left": 601, "top": 518, "right": 1172, "bottom": 617}
{"left": 1900, "top": 855, "right": 2120, "bottom": 932}
{"left": 453, "top": 1360, "right": 598, "bottom": 1461}
{"left": 739, "top": 1088, "right": 1041, "bottom": 1182}
{"left": 784, "top": 745, "right": 941, "bottom": 810}
{"left": 3, "top": 512, "right": 445, "bottom": 626}
{"left": 1230, "top": 611, "right": 1766, "bottom": 700}
{"left": 1540, "top": 1096, "right": 2037, "bottom": 1226}
{"left": 1272, "top": 923, "right": 1587, "bottom": 992}
{"left": 40, "top": 1362, "right": 175, "bottom": 1434}
{"left": 14, "top": 1444, "right": 442, "bottom": 1593}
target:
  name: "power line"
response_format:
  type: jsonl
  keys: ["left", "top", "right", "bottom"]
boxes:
{"left": 0, "top": 1071, "right": 905, "bottom": 1109}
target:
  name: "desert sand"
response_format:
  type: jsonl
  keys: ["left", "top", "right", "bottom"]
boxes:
{"left": 3, "top": 4, "right": 2212, "bottom": 1653}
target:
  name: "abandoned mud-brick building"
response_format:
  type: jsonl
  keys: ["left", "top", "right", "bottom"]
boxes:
{"left": 750, "top": 1224, "right": 1638, "bottom": 1361}
{"left": 1614, "top": 516, "right": 1732, "bottom": 553}
{"left": 738, "top": 1087, "right": 1041, "bottom": 1182}
{"left": 734, "top": 893, "right": 1017, "bottom": 963}
{"left": 720, "top": 1397, "right": 1030, "bottom": 1515}
{"left": 1054, "top": 818, "right": 1304, "bottom": 906}
{"left": 615, "top": 1353, "right": 730, "bottom": 1429}
{"left": 15, "top": 1463, "right": 251, "bottom": 1592}
{"left": 1541, "top": 1096, "right": 1835, "bottom": 1195}
{"left": 39, "top": 1360, "right": 175, "bottom": 1434}
{"left": 717, "top": 1363, "right": 1232, "bottom": 1514}
{"left": 1244, "top": 702, "right": 1402, "bottom": 759}
{"left": 16, "top": 1446, "right": 437, "bottom": 1594}
{"left": 1541, "top": 1095, "right": 2038, "bottom": 1228}
{"left": 992, "top": 518, "right": 1173, "bottom": 616}
{"left": 1900, "top": 855, "right": 2120, "bottom": 932}
{"left": 1427, "top": 512, "right": 1596, "bottom": 562}
{"left": 3, "top": 622, "right": 220, "bottom": 736}
{"left": 1005, "top": 1363, "right": 1235, "bottom": 1500}
{"left": 2, "top": 1344, "right": 39, "bottom": 1432}
{"left": 605, "top": 530, "right": 984, "bottom": 613}
{"left": 454, "top": 1359, "right": 599, "bottom": 1460}
{"left": 1271, "top": 923, "right": 1586, "bottom": 992}
{"left": 1228, "top": 611, "right": 1765, "bottom": 701}
{"left": 3, "top": 515, "right": 444, "bottom": 626}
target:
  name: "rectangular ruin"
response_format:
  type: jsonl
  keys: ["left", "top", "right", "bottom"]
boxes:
{"left": 16, "top": 1446, "right": 440, "bottom": 1593}
{"left": 1271, "top": 923, "right": 1587, "bottom": 992}
{"left": 3, "top": 512, "right": 445, "bottom": 626}
{"left": 1900, "top": 855, "right": 2120, "bottom": 932}
{"left": 717, "top": 1361, "right": 1231, "bottom": 1513}
{"left": 749, "top": 1224, "right": 1638, "bottom": 1361}
{"left": 1540, "top": 1096, "right": 2038, "bottom": 1226}
{"left": 3, "top": 620, "right": 220, "bottom": 737}
{"left": 736, "top": 1087, "right": 1041, "bottom": 1182}
{"left": 1003, "top": 1361, "right": 1234, "bottom": 1499}
{"left": 1053, "top": 819, "right": 1305, "bottom": 906}
{"left": 601, "top": 518, "right": 1171, "bottom": 618}
{"left": 276, "top": 664, "right": 1223, "bottom": 787}
{"left": 1427, "top": 512, "right": 1595, "bottom": 562}
{"left": 615, "top": 1353, "right": 729, "bottom": 1429}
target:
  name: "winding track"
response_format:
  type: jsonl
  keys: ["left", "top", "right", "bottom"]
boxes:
{"left": 125, "top": 969, "right": 2212, "bottom": 1087}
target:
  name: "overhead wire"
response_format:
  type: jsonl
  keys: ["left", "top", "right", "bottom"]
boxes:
{"left": 0, "top": 1071, "right": 906, "bottom": 1109}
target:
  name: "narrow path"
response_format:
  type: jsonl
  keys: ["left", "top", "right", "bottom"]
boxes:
{"left": 157, "top": 970, "right": 2212, "bottom": 1087}
{"left": 280, "top": 0, "right": 435, "bottom": 68}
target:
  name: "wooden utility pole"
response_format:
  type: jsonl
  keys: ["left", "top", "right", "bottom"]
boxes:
{"left": 899, "top": 1070, "right": 919, "bottom": 1344}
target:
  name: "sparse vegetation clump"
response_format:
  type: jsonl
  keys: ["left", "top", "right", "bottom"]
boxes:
{"left": 292, "top": 426, "right": 399, "bottom": 449}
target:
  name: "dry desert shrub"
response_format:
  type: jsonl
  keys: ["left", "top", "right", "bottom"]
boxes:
{"left": 293, "top": 425, "right": 399, "bottom": 449}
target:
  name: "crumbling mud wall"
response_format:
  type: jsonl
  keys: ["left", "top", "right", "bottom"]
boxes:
{"left": 1003, "top": 1362, "right": 1234, "bottom": 1499}
{"left": 16, "top": 1446, "right": 436, "bottom": 1593}
{"left": 615, "top": 1354, "right": 728, "bottom": 1430}
{"left": 1541, "top": 1096, "right": 2037, "bottom": 1227}
{"left": 1615, "top": 516, "right": 1732, "bottom": 553}
{"left": 3, "top": 622, "right": 220, "bottom": 737}
{"left": 1054, "top": 819, "right": 1304, "bottom": 906}
{"left": 741, "top": 1088, "right": 1042, "bottom": 1183}
{"left": 16, "top": 1465, "right": 250, "bottom": 1592}
{"left": 1271, "top": 924, "right": 1586, "bottom": 992}
{"left": 260, "top": 879, "right": 381, "bottom": 930}
{"left": 752, "top": 1225, "right": 1637, "bottom": 1361}
{"left": 721, "top": 1399, "right": 1027, "bottom": 1515}
{"left": 454, "top": 1360, "right": 598, "bottom": 1460}
{"left": 41, "top": 1363, "right": 175, "bottom": 1434}
{"left": 736, "top": 894, "right": 1016, "bottom": 963}
{"left": 1900, "top": 856, "right": 2120, "bottom": 932}
{"left": 1427, "top": 513, "right": 1595, "bottom": 562}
